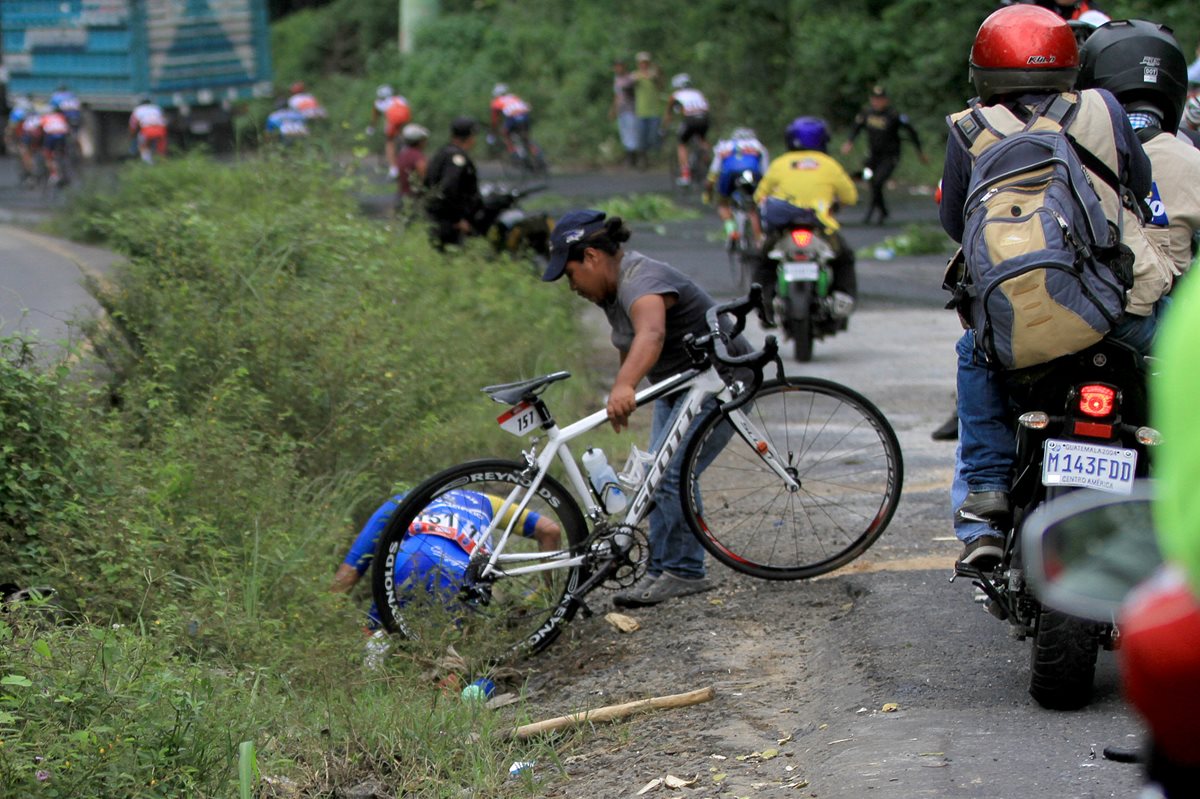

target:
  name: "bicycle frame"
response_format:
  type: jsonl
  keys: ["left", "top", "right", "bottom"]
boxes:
{"left": 474, "top": 364, "right": 797, "bottom": 582}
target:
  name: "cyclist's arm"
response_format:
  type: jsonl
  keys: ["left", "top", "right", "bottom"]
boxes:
{"left": 330, "top": 495, "right": 405, "bottom": 592}
{"left": 609, "top": 292, "right": 675, "bottom": 431}
{"left": 486, "top": 495, "right": 562, "bottom": 552}
{"left": 754, "top": 159, "right": 781, "bottom": 205}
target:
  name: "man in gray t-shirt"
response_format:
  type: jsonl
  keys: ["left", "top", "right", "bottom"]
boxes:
{"left": 542, "top": 209, "right": 749, "bottom": 607}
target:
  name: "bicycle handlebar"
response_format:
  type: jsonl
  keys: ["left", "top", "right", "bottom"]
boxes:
{"left": 683, "top": 285, "right": 781, "bottom": 406}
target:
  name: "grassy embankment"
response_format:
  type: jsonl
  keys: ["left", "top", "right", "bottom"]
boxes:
{"left": 0, "top": 152, "right": 631, "bottom": 797}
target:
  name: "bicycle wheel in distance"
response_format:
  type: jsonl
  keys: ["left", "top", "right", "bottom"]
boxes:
{"left": 681, "top": 377, "right": 903, "bottom": 580}
{"left": 370, "top": 459, "right": 590, "bottom": 661}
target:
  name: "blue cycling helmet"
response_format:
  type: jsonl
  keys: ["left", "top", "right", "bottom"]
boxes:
{"left": 785, "top": 116, "right": 829, "bottom": 152}
{"left": 394, "top": 532, "right": 470, "bottom": 601}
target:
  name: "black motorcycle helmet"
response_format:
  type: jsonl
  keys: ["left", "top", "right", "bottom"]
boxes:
{"left": 1077, "top": 19, "right": 1188, "bottom": 134}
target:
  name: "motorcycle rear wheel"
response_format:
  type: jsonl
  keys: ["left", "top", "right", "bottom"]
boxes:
{"left": 1029, "top": 606, "right": 1102, "bottom": 710}
{"left": 791, "top": 315, "right": 814, "bottom": 362}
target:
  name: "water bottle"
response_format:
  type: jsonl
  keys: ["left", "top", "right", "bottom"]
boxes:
{"left": 461, "top": 677, "right": 496, "bottom": 702}
{"left": 582, "top": 448, "right": 627, "bottom": 514}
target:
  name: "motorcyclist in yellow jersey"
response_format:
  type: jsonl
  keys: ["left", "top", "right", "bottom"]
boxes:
{"left": 752, "top": 117, "right": 858, "bottom": 327}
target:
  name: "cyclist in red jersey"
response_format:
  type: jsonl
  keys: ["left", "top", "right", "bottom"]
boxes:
{"left": 370, "top": 85, "right": 412, "bottom": 179}
{"left": 129, "top": 97, "right": 168, "bottom": 163}
{"left": 39, "top": 103, "right": 72, "bottom": 184}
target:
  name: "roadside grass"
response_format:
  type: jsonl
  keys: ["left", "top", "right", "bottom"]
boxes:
{"left": 2, "top": 152, "right": 607, "bottom": 796}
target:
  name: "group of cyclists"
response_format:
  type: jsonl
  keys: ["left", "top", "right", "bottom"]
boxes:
{"left": 3, "top": 87, "right": 82, "bottom": 187}
{"left": 4, "top": 87, "right": 173, "bottom": 185}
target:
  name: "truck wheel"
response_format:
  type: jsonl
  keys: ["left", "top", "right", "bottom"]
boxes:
{"left": 1029, "top": 606, "right": 1101, "bottom": 710}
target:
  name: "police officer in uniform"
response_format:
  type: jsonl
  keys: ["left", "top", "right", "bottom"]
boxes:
{"left": 425, "top": 116, "right": 482, "bottom": 247}
{"left": 840, "top": 85, "right": 928, "bottom": 225}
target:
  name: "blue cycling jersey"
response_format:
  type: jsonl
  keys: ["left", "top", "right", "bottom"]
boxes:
{"left": 342, "top": 489, "right": 542, "bottom": 576}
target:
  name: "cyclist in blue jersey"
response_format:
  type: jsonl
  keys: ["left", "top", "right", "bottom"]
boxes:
{"left": 265, "top": 99, "right": 309, "bottom": 144}
{"left": 49, "top": 85, "right": 83, "bottom": 132}
{"left": 330, "top": 489, "right": 562, "bottom": 627}
{"left": 703, "top": 127, "right": 768, "bottom": 244}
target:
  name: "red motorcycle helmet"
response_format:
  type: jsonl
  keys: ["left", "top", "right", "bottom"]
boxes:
{"left": 969, "top": 5, "right": 1080, "bottom": 103}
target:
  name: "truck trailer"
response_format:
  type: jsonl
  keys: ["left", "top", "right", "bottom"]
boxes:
{"left": 1, "top": 0, "right": 273, "bottom": 159}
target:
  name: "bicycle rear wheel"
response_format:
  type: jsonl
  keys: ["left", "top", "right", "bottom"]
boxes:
{"left": 370, "top": 459, "right": 589, "bottom": 661}
{"left": 681, "top": 377, "right": 903, "bottom": 580}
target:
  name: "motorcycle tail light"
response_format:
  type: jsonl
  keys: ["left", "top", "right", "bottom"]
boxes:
{"left": 790, "top": 229, "right": 815, "bottom": 248}
{"left": 1018, "top": 411, "right": 1049, "bottom": 429}
{"left": 1136, "top": 426, "right": 1163, "bottom": 446}
{"left": 1072, "top": 421, "right": 1113, "bottom": 439}
{"left": 1078, "top": 384, "right": 1116, "bottom": 418}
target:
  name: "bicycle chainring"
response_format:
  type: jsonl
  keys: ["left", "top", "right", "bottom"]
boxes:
{"left": 590, "top": 524, "right": 649, "bottom": 589}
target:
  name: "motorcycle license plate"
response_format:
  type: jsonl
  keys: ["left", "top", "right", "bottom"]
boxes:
{"left": 1041, "top": 439, "right": 1137, "bottom": 495}
{"left": 782, "top": 261, "right": 819, "bottom": 281}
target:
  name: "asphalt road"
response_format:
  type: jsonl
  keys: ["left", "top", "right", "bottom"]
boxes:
{"left": 0, "top": 153, "right": 1147, "bottom": 798}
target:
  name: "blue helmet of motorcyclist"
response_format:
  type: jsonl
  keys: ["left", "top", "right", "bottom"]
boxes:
{"left": 785, "top": 117, "right": 830, "bottom": 152}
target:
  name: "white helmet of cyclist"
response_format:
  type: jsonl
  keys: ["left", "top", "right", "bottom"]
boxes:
{"left": 376, "top": 84, "right": 394, "bottom": 100}
{"left": 401, "top": 123, "right": 430, "bottom": 144}
{"left": 671, "top": 73, "right": 691, "bottom": 90}
{"left": 1184, "top": 95, "right": 1200, "bottom": 131}
{"left": 492, "top": 83, "right": 509, "bottom": 98}
{"left": 731, "top": 127, "right": 757, "bottom": 141}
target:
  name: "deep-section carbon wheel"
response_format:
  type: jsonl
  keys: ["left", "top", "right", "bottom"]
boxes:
{"left": 682, "top": 377, "right": 903, "bottom": 580}
{"left": 370, "top": 459, "right": 589, "bottom": 661}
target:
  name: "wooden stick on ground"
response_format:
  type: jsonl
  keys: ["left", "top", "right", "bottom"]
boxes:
{"left": 506, "top": 686, "right": 716, "bottom": 740}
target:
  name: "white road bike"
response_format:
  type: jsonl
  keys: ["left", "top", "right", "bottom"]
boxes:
{"left": 371, "top": 288, "right": 903, "bottom": 659}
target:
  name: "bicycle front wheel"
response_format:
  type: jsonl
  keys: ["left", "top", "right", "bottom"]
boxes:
{"left": 681, "top": 377, "right": 903, "bottom": 580}
{"left": 370, "top": 459, "right": 590, "bottom": 661}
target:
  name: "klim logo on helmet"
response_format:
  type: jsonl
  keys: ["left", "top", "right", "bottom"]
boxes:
{"left": 1026, "top": 55, "right": 1058, "bottom": 65}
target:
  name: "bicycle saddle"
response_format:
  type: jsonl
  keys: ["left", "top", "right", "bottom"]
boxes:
{"left": 482, "top": 371, "right": 571, "bottom": 404}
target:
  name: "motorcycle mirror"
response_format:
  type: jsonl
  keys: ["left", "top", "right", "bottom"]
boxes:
{"left": 1021, "top": 480, "right": 1161, "bottom": 623}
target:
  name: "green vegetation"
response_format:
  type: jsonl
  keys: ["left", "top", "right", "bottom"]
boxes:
{"left": 2, "top": 153, "right": 601, "bottom": 796}
{"left": 862, "top": 223, "right": 958, "bottom": 258}
{"left": 267, "top": 0, "right": 1200, "bottom": 184}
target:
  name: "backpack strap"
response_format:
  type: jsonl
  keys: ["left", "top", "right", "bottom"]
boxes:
{"left": 1135, "top": 125, "right": 1164, "bottom": 145}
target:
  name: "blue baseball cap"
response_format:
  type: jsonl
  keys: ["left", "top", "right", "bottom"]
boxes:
{"left": 542, "top": 209, "right": 608, "bottom": 282}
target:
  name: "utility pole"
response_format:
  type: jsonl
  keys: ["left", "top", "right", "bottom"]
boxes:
{"left": 400, "top": 0, "right": 439, "bottom": 54}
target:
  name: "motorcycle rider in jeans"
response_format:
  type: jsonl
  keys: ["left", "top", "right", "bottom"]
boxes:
{"left": 944, "top": 6, "right": 1176, "bottom": 569}
{"left": 752, "top": 117, "right": 858, "bottom": 328}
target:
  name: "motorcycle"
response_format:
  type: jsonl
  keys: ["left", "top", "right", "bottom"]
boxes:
{"left": 764, "top": 204, "right": 846, "bottom": 362}
{"left": 953, "top": 338, "right": 1157, "bottom": 710}
{"left": 475, "top": 182, "right": 553, "bottom": 260}
{"left": 1023, "top": 484, "right": 1200, "bottom": 798}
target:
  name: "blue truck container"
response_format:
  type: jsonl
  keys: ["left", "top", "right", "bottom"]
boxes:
{"left": 1, "top": 0, "right": 273, "bottom": 158}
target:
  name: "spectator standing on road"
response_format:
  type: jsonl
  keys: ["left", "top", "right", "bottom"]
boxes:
{"left": 395, "top": 123, "right": 429, "bottom": 214}
{"left": 424, "top": 116, "right": 482, "bottom": 248}
{"left": 540, "top": 210, "right": 753, "bottom": 607}
{"left": 840, "top": 85, "right": 928, "bottom": 225}
{"left": 611, "top": 58, "right": 639, "bottom": 167}
{"left": 633, "top": 51, "right": 664, "bottom": 169}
